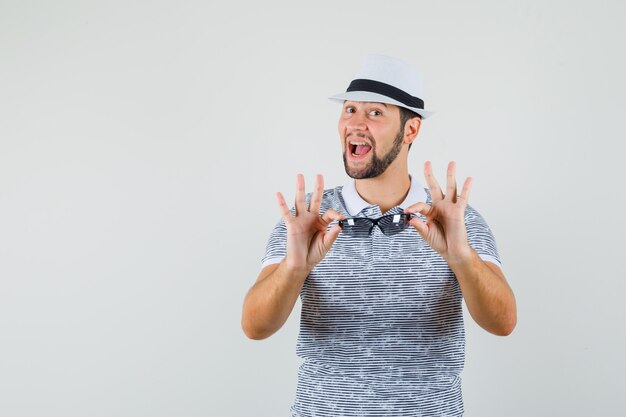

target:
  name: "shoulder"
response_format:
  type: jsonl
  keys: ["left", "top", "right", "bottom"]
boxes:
{"left": 463, "top": 202, "right": 489, "bottom": 222}
{"left": 464, "top": 203, "right": 480, "bottom": 217}
{"left": 304, "top": 185, "right": 345, "bottom": 207}
{"left": 463, "top": 203, "right": 498, "bottom": 242}
{"left": 304, "top": 185, "right": 343, "bottom": 199}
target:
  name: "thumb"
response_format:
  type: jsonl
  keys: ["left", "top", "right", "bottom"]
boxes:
{"left": 410, "top": 217, "right": 428, "bottom": 239}
{"left": 322, "top": 224, "right": 342, "bottom": 251}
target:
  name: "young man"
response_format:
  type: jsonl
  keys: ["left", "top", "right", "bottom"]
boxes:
{"left": 242, "top": 54, "right": 516, "bottom": 416}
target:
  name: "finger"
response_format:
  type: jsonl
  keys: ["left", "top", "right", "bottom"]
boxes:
{"left": 409, "top": 216, "right": 428, "bottom": 238}
{"left": 322, "top": 224, "right": 342, "bottom": 251}
{"left": 445, "top": 161, "right": 458, "bottom": 203}
{"left": 424, "top": 161, "right": 444, "bottom": 201}
{"left": 321, "top": 208, "right": 346, "bottom": 224}
{"left": 403, "top": 202, "right": 432, "bottom": 217}
{"left": 308, "top": 174, "right": 324, "bottom": 214}
{"left": 275, "top": 192, "right": 292, "bottom": 222}
{"left": 294, "top": 173, "right": 306, "bottom": 216}
{"left": 458, "top": 176, "right": 472, "bottom": 206}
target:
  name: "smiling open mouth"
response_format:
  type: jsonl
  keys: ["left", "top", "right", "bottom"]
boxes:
{"left": 350, "top": 142, "right": 372, "bottom": 157}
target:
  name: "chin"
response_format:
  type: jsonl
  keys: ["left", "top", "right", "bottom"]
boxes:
{"left": 344, "top": 166, "right": 379, "bottom": 180}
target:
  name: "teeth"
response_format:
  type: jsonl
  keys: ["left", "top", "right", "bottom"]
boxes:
{"left": 349, "top": 141, "right": 368, "bottom": 146}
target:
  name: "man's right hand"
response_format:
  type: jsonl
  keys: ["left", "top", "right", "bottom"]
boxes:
{"left": 276, "top": 174, "right": 344, "bottom": 273}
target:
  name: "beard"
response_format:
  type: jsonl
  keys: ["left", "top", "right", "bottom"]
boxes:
{"left": 343, "top": 128, "right": 404, "bottom": 179}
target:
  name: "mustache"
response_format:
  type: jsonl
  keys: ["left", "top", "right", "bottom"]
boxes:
{"left": 346, "top": 132, "right": 376, "bottom": 147}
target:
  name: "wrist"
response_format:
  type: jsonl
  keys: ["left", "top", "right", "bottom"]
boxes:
{"left": 444, "top": 245, "right": 477, "bottom": 268}
{"left": 281, "top": 257, "right": 313, "bottom": 278}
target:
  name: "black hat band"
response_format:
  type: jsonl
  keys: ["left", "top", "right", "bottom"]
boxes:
{"left": 346, "top": 79, "right": 424, "bottom": 109}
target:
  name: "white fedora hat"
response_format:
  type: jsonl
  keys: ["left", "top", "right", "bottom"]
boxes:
{"left": 329, "top": 54, "right": 435, "bottom": 119}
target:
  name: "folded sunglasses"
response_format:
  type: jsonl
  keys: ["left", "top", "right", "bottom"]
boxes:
{"left": 338, "top": 213, "right": 418, "bottom": 237}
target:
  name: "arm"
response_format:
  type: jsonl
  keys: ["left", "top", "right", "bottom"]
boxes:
{"left": 405, "top": 161, "right": 517, "bottom": 336}
{"left": 241, "top": 262, "right": 310, "bottom": 340}
{"left": 241, "top": 174, "right": 343, "bottom": 340}
{"left": 448, "top": 251, "right": 517, "bottom": 336}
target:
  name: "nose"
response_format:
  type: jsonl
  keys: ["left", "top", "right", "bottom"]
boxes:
{"left": 346, "top": 108, "right": 368, "bottom": 132}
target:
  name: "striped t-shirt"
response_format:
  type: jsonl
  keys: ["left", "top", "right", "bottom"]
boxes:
{"left": 262, "top": 176, "right": 501, "bottom": 416}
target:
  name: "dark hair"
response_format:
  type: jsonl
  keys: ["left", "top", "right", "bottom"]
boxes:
{"left": 398, "top": 106, "right": 421, "bottom": 151}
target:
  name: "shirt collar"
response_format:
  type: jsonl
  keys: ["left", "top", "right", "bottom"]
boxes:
{"left": 341, "top": 174, "right": 428, "bottom": 216}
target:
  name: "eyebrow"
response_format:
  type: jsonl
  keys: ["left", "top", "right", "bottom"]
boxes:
{"left": 345, "top": 101, "right": 389, "bottom": 108}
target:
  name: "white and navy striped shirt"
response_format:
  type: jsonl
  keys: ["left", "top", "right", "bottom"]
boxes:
{"left": 262, "top": 176, "right": 501, "bottom": 416}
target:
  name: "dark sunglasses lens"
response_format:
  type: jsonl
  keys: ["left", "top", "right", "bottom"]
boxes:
{"left": 378, "top": 214, "right": 411, "bottom": 236}
{"left": 340, "top": 218, "right": 373, "bottom": 237}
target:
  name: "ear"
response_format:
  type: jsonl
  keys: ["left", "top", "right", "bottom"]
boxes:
{"left": 404, "top": 117, "right": 421, "bottom": 145}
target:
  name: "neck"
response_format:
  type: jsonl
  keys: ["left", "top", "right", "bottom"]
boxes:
{"left": 354, "top": 159, "right": 410, "bottom": 214}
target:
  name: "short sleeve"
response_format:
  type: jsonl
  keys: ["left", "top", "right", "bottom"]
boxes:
{"left": 464, "top": 204, "right": 503, "bottom": 268}
{"left": 261, "top": 216, "right": 288, "bottom": 268}
{"left": 260, "top": 199, "right": 301, "bottom": 268}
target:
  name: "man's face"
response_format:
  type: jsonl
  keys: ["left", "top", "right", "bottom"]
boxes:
{"left": 338, "top": 100, "right": 405, "bottom": 179}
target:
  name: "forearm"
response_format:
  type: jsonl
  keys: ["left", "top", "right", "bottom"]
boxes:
{"left": 242, "top": 261, "right": 310, "bottom": 340}
{"left": 447, "top": 248, "right": 517, "bottom": 336}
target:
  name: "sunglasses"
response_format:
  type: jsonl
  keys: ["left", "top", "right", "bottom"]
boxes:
{"left": 338, "top": 213, "right": 416, "bottom": 237}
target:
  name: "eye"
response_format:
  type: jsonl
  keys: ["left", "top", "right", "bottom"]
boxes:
{"left": 344, "top": 106, "right": 355, "bottom": 113}
{"left": 369, "top": 109, "right": 382, "bottom": 116}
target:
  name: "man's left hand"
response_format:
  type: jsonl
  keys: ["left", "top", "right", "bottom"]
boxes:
{"left": 404, "top": 161, "right": 474, "bottom": 265}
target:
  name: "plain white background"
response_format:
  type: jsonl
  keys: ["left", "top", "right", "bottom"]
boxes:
{"left": 1, "top": 1, "right": 625, "bottom": 416}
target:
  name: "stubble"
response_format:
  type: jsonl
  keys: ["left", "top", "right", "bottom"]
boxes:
{"left": 343, "top": 128, "right": 405, "bottom": 179}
